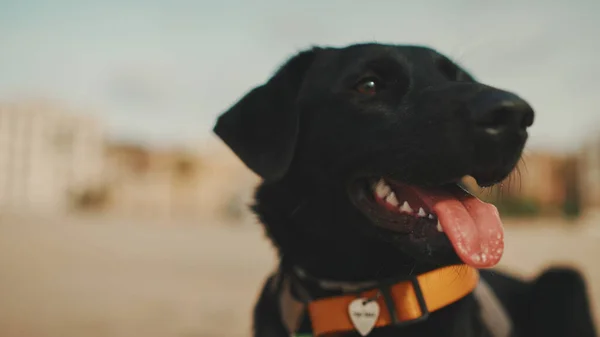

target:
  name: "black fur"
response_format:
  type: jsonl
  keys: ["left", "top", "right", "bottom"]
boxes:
{"left": 214, "top": 43, "right": 597, "bottom": 337}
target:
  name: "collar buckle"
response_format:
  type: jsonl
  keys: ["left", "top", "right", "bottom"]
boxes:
{"left": 378, "top": 277, "right": 430, "bottom": 327}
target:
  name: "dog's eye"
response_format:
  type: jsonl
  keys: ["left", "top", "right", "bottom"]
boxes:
{"left": 354, "top": 78, "right": 381, "bottom": 95}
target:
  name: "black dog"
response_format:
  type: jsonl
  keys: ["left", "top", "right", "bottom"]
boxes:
{"left": 213, "top": 43, "right": 597, "bottom": 337}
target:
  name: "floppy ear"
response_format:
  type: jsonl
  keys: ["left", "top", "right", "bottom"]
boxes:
{"left": 213, "top": 48, "right": 319, "bottom": 182}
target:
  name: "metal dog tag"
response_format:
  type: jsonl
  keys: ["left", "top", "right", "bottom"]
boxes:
{"left": 348, "top": 298, "right": 380, "bottom": 336}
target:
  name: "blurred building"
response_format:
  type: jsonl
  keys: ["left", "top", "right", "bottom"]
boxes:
{"left": 465, "top": 151, "right": 576, "bottom": 215}
{"left": 579, "top": 135, "right": 600, "bottom": 212}
{"left": 101, "top": 139, "right": 259, "bottom": 222}
{"left": 0, "top": 99, "right": 260, "bottom": 222}
{"left": 102, "top": 143, "right": 203, "bottom": 218}
{"left": 195, "top": 140, "right": 260, "bottom": 222}
{"left": 0, "top": 100, "right": 105, "bottom": 214}
{"left": 508, "top": 152, "right": 570, "bottom": 208}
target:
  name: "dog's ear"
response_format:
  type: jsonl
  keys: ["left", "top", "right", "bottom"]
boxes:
{"left": 213, "top": 48, "right": 319, "bottom": 182}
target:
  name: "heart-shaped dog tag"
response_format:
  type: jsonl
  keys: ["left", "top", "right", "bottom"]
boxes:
{"left": 348, "top": 298, "right": 380, "bottom": 336}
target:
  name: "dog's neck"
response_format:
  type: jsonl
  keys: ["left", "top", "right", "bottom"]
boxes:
{"left": 252, "top": 181, "right": 512, "bottom": 337}
{"left": 253, "top": 179, "right": 438, "bottom": 283}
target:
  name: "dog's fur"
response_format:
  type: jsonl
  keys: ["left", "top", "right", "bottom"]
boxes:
{"left": 213, "top": 43, "right": 597, "bottom": 337}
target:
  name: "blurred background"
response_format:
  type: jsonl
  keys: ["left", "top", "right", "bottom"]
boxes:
{"left": 0, "top": 1, "right": 599, "bottom": 336}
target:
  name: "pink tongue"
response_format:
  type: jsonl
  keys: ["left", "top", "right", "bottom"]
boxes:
{"left": 411, "top": 185, "right": 504, "bottom": 268}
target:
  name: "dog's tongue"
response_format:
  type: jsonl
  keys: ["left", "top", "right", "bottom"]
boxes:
{"left": 412, "top": 184, "right": 504, "bottom": 268}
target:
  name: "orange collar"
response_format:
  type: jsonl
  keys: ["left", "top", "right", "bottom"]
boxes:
{"left": 284, "top": 265, "right": 480, "bottom": 337}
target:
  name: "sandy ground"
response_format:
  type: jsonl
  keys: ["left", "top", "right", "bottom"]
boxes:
{"left": 0, "top": 214, "right": 599, "bottom": 337}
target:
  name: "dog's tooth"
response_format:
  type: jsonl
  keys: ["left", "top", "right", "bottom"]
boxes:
{"left": 374, "top": 179, "right": 392, "bottom": 198}
{"left": 385, "top": 192, "right": 399, "bottom": 206}
{"left": 399, "top": 201, "right": 413, "bottom": 213}
{"left": 436, "top": 221, "right": 444, "bottom": 232}
{"left": 428, "top": 214, "right": 435, "bottom": 219}
{"left": 417, "top": 208, "right": 427, "bottom": 217}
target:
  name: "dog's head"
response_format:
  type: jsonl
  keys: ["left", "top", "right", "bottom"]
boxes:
{"left": 214, "top": 43, "right": 533, "bottom": 272}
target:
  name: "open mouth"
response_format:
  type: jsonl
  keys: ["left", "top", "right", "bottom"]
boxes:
{"left": 350, "top": 177, "right": 505, "bottom": 268}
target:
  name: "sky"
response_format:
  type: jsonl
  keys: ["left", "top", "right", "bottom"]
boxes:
{"left": 0, "top": 0, "right": 599, "bottom": 152}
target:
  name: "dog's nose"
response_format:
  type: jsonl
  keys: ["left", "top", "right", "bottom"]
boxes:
{"left": 469, "top": 91, "right": 534, "bottom": 135}
{"left": 467, "top": 90, "right": 534, "bottom": 186}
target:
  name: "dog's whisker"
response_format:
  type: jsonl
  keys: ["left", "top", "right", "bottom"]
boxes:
{"left": 290, "top": 200, "right": 308, "bottom": 218}
{"left": 408, "top": 263, "right": 417, "bottom": 276}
